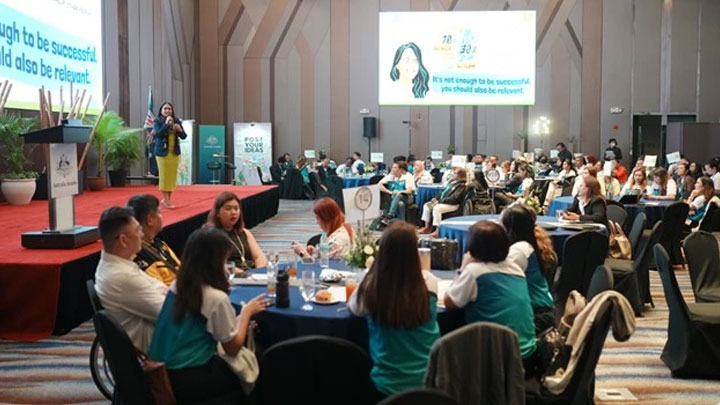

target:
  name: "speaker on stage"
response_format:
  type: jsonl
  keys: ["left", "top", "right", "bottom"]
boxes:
{"left": 363, "top": 116, "right": 377, "bottom": 138}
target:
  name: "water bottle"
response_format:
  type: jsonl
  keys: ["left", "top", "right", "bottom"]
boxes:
{"left": 276, "top": 270, "right": 290, "bottom": 308}
{"left": 319, "top": 232, "right": 330, "bottom": 268}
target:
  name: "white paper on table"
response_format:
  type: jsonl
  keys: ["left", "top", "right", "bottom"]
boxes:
{"left": 437, "top": 279, "right": 453, "bottom": 308}
{"left": 550, "top": 150, "right": 559, "bottom": 159}
{"left": 534, "top": 148, "right": 544, "bottom": 157}
{"left": 371, "top": 152, "right": 384, "bottom": 163}
{"left": 327, "top": 286, "right": 347, "bottom": 302}
{"left": 451, "top": 155, "right": 466, "bottom": 168}
{"left": 431, "top": 150, "right": 443, "bottom": 160}
{"left": 250, "top": 273, "right": 268, "bottom": 281}
{"left": 603, "top": 161, "right": 613, "bottom": 177}
{"left": 643, "top": 155, "right": 657, "bottom": 167}
{"left": 230, "top": 277, "right": 266, "bottom": 286}
{"left": 304, "top": 149, "right": 316, "bottom": 158}
{"left": 512, "top": 150, "right": 522, "bottom": 159}
{"left": 666, "top": 151, "right": 681, "bottom": 164}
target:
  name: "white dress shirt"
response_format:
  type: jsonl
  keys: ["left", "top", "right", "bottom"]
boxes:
{"left": 95, "top": 250, "right": 168, "bottom": 351}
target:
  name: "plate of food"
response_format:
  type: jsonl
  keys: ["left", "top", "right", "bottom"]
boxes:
{"left": 312, "top": 289, "right": 341, "bottom": 305}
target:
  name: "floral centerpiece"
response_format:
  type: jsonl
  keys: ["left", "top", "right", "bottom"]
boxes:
{"left": 344, "top": 222, "right": 379, "bottom": 270}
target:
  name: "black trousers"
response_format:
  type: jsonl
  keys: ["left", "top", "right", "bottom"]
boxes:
{"left": 168, "top": 355, "right": 247, "bottom": 404}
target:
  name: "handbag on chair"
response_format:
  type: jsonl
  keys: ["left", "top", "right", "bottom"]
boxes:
{"left": 136, "top": 350, "right": 177, "bottom": 405}
{"left": 608, "top": 221, "right": 632, "bottom": 259}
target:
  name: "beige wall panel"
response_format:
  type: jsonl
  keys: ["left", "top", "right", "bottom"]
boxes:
{"left": 698, "top": 0, "right": 720, "bottom": 121}
{"left": 581, "top": 0, "right": 602, "bottom": 155}
{"left": 330, "top": 0, "right": 350, "bottom": 160}
{"left": 315, "top": 32, "right": 332, "bottom": 152}
{"left": 429, "top": 107, "right": 451, "bottom": 156}
{"left": 227, "top": 45, "right": 244, "bottom": 129}
{"left": 670, "top": 0, "right": 699, "bottom": 113}
{"left": 632, "top": 0, "right": 662, "bottom": 113}
{"left": 296, "top": 36, "right": 315, "bottom": 152}
{"left": 549, "top": 43, "right": 571, "bottom": 154}
{"left": 243, "top": 58, "right": 262, "bottom": 121}
{"left": 273, "top": 56, "right": 291, "bottom": 156}
{"left": 600, "top": 0, "right": 632, "bottom": 160}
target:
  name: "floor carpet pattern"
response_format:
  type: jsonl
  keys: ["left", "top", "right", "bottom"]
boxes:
{"left": 0, "top": 199, "right": 718, "bottom": 404}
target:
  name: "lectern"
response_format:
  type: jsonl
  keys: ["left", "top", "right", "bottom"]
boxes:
{"left": 20, "top": 119, "right": 99, "bottom": 249}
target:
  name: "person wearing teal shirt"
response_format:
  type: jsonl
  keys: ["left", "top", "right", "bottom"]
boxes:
{"left": 348, "top": 221, "right": 440, "bottom": 398}
{"left": 149, "top": 228, "right": 269, "bottom": 402}
{"left": 501, "top": 204, "right": 557, "bottom": 334}
{"left": 445, "top": 220, "right": 538, "bottom": 375}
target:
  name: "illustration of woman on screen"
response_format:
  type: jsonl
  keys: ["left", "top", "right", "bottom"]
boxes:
{"left": 390, "top": 42, "right": 430, "bottom": 99}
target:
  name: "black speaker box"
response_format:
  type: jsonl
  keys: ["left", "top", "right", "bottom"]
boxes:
{"left": 363, "top": 116, "right": 377, "bottom": 138}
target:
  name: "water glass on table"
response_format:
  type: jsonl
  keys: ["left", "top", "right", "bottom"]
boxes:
{"left": 345, "top": 273, "right": 358, "bottom": 301}
{"left": 299, "top": 270, "right": 316, "bottom": 311}
{"left": 418, "top": 248, "right": 431, "bottom": 271}
{"left": 266, "top": 261, "right": 277, "bottom": 298}
{"left": 555, "top": 210, "right": 564, "bottom": 221}
{"left": 286, "top": 253, "right": 299, "bottom": 279}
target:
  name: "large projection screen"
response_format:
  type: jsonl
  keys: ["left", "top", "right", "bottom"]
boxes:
{"left": 0, "top": 0, "right": 104, "bottom": 114}
{"left": 379, "top": 11, "right": 535, "bottom": 106}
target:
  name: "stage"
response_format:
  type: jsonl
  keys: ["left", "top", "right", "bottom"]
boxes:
{"left": 0, "top": 184, "right": 279, "bottom": 341}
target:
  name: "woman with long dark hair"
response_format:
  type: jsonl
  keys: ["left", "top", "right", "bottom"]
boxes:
{"left": 646, "top": 167, "right": 677, "bottom": 201}
{"left": 389, "top": 42, "right": 430, "bottom": 99}
{"left": 148, "top": 228, "right": 269, "bottom": 402}
{"left": 152, "top": 102, "right": 186, "bottom": 209}
{"left": 501, "top": 204, "right": 557, "bottom": 333}
{"left": 293, "top": 197, "right": 355, "bottom": 259}
{"left": 348, "top": 221, "right": 440, "bottom": 397}
{"left": 563, "top": 175, "right": 608, "bottom": 227}
{"left": 207, "top": 191, "right": 267, "bottom": 271}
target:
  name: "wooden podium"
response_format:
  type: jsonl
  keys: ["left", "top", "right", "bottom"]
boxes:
{"left": 20, "top": 119, "right": 99, "bottom": 249}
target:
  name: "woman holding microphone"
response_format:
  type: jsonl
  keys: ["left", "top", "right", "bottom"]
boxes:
{"left": 153, "top": 102, "right": 186, "bottom": 209}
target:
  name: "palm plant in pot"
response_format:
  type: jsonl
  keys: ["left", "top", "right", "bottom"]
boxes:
{"left": 0, "top": 113, "right": 40, "bottom": 205}
{"left": 104, "top": 124, "right": 142, "bottom": 187}
{"left": 86, "top": 111, "right": 140, "bottom": 190}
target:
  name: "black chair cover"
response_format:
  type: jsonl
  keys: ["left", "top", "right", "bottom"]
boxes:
{"left": 608, "top": 220, "right": 664, "bottom": 315}
{"left": 309, "top": 172, "right": 328, "bottom": 199}
{"left": 256, "top": 335, "right": 374, "bottom": 405}
{"left": 327, "top": 175, "right": 345, "bottom": 212}
{"left": 586, "top": 265, "right": 614, "bottom": 301}
{"left": 554, "top": 231, "right": 608, "bottom": 312}
{"left": 627, "top": 212, "right": 647, "bottom": 258}
{"left": 606, "top": 205, "right": 628, "bottom": 230}
{"left": 430, "top": 168, "right": 442, "bottom": 184}
{"left": 86, "top": 279, "right": 103, "bottom": 313}
{"left": 659, "top": 202, "right": 689, "bottom": 265}
{"left": 281, "top": 168, "right": 306, "bottom": 199}
{"left": 93, "top": 310, "right": 154, "bottom": 405}
{"left": 682, "top": 231, "right": 720, "bottom": 302}
{"left": 654, "top": 244, "right": 720, "bottom": 380}
{"left": 307, "top": 233, "right": 322, "bottom": 247}
{"left": 379, "top": 388, "right": 456, "bottom": 405}
{"left": 698, "top": 202, "right": 720, "bottom": 231}
{"left": 257, "top": 166, "right": 272, "bottom": 185}
{"left": 540, "top": 301, "right": 613, "bottom": 404}
{"left": 369, "top": 175, "right": 384, "bottom": 185}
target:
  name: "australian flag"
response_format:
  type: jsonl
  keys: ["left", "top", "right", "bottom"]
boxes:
{"left": 144, "top": 87, "right": 158, "bottom": 176}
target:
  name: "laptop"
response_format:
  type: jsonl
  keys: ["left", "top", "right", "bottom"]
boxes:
{"left": 618, "top": 193, "right": 641, "bottom": 204}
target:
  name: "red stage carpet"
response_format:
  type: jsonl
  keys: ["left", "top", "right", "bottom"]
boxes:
{"left": 0, "top": 184, "right": 278, "bottom": 341}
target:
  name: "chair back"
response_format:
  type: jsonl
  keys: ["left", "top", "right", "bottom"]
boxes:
{"left": 606, "top": 205, "right": 628, "bottom": 229}
{"left": 327, "top": 175, "right": 345, "bottom": 211}
{"left": 606, "top": 199, "right": 625, "bottom": 209}
{"left": 633, "top": 220, "right": 664, "bottom": 306}
{"left": 369, "top": 174, "right": 384, "bottom": 185}
{"left": 627, "top": 212, "right": 647, "bottom": 256}
{"left": 561, "top": 301, "right": 613, "bottom": 404}
{"left": 93, "top": 310, "right": 154, "bottom": 404}
{"left": 682, "top": 231, "right": 720, "bottom": 303}
{"left": 379, "top": 388, "right": 456, "bottom": 405}
{"left": 307, "top": 233, "right": 322, "bottom": 247}
{"left": 555, "top": 231, "right": 609, "bottom": 310}
{"left": 586, "top": 265, "right": 614, "bottom": 301}
{"left": 424, "top": 322, "right": 525, "bottom": 405}
{"left": 257, "top": 335, "right": 374, "bottom": 405}
{"left": 698, "top": 201, "right": 720, "bottom": 231}
{"left": 281, "top": 168, "right": 306, "bottom": 199}
{"left": 659, "top": 202, "right": 690, "bottom": 264}
{"left": 86, "top": 279, "right": 103, "bottom": 314}
{"left": 430, "top": 168, "right": 442, "bottom": 183}
{"left": 653, "top": 244, "right": 692, "bottom": 335}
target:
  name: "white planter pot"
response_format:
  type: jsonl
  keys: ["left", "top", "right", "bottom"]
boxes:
{"left": 1, "top": 178, "right": 37, "bottom": 205}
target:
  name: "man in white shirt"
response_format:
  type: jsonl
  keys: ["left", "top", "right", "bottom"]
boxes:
{"left": 94, "top": 206, "right": 168, "bottom": 351}
{"left": 351, "top": 152, "right": 366, "bottom": 174}
{"left": 413, "top": 160, "right": 434, "bottom": 185}
{"left": 336, "top": 157, "right": 354, "bottom": 178}
{"left": 379, "top": 161, "right": 416, "bottom": 220}
{"left": 706, "top": 160, "right": 720, "bottom": 193}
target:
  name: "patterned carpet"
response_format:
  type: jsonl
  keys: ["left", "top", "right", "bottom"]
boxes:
{"left": 0, "top": 199, "right": 718, "bottom": 404}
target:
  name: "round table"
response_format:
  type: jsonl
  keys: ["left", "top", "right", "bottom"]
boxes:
{"left": 342, "top": 176, "right": 371, "bottom": 188}
{"left": 547, "top": 196, "right": 671, "bottom": 228}
{"left": 230, "top": 260, "right": 463, "bottom": 350}
{"left": 416, "top": 184, "right": 445, "bottom": 208}
{"left": 438, "top": 214, "right": 606, "bottom": 264}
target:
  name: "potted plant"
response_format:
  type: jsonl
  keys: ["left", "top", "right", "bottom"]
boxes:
{"left": 104, "top": 125, "right": 142, "bottom": 187}
{"left": 86, "top": 111, "right": 139, "bottom": 190}
{"left": 0, "top": 113, "right": 39, "bottom": 205}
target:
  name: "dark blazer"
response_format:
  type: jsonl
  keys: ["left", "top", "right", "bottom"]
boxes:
{"left": 568, "top": 196, "right": 608, "bottom": 227}
{"left": 152, "top": 116, "right": 186, "bottom": 157}
{"left": 439, "top": 181, "right": 468, "bottom": 206}
{"left": 605, "top": 145, "right": 623, "bottom": 161}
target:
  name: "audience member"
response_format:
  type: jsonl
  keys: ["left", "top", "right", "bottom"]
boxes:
{"left": 687, "top": 177, "right": 720, "bottom": 229}
{"left": 605, "top": 138, "right": 623, "bottom": 161}
{"left": 424, "top": 156, "right": 435, "bottom": 171}
{"left": 419, "top": 168, "right": 467, "bottom": 236}
{"left": 270, "top": 156, "right": 286, "bottom": 184}
{"left": 378, "top": 162, "right": 416, "bottom": 221}
{"left": 675, "top": 162, "right": 695, "bottom": 200}
{"left": 348, "top": 221, "right": 440, "bottom": 397}
{"left": 563, "top": 176, "right": 608, "bottom": 227}
{"left": 555, "top": 142, "right": 572, "bottom": 165}
{"left": 149, "top": 227, "right": 269, "bottom": 402}
{"left": 705, "top": 159, "right": 720, "bottom": 193}
{"left": 413, "top": 160, "right": 433, "bottom": 185}
{"left": 501, "top": 204, "right": 556, "bottom": 333}
{"left": 646, "top": 167, "right": 677, "bottom": 201}
{"left": 94, "top": 206, "right": 167, "bottom": 351}
{"left": 127, "top": 194, "right": 180, "bottom": 286}
{"left": 293, "top": 198, "right": 355, "bottom": 259}
{"left": 207, "top": 192, "right": 267, "bottom": 272}
{"left": 444, "top": 221, "right": 538, "bottom": 373}
{"left": 352, "top": 152, "right": 366, "bottom": 173}
{"left": 620, "top": 168, "right": 647, "bottom": 195}
{"left": 336, "top": 157, "right": 354, "bottom": 177}
{"left": 689, "top": 161, "right": 703, "bottom": 180}
{"left": 612, "top": 158, "right": 628, "bottom": 184}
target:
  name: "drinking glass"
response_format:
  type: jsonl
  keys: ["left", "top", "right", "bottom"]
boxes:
{"left": 286, "top": 253, "right": 299, "bottom": 279}
{"left": 225, "top": 261, "right": 236, "bottom": 281}
{"left": 555, "top": 210, "right": 564, "bottom": 221}
{"left": 418, "top": 248, "right": 431, "bottom": 271}
{"left": 299, "top": 270, "right": 316, "bottom": 311}
{"left": 268, "top": 250, "right": 279, "bottom": 267}
{"left": 266, "top": 261, "right": 277, "bottom": 298}
{"left": 345, "top": 273, "right": 358, "bottom": 302}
